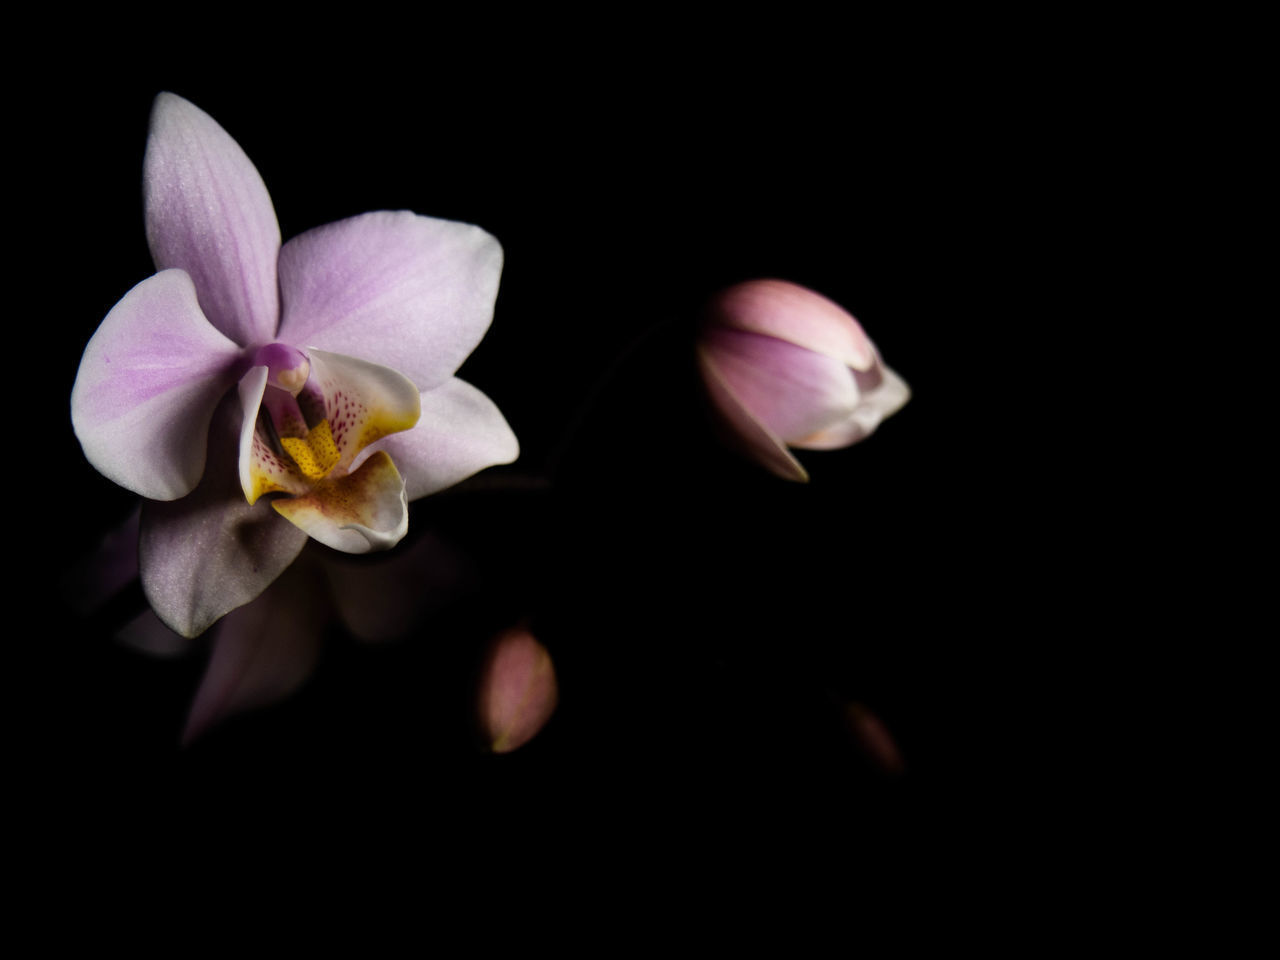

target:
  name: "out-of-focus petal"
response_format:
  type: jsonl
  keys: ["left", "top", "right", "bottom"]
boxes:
{"left": 710, "top": 279, "right": 877, "bottom": 370}
{"left": 64, "top": 506, "right": 140, "bottom": 618}
{"left": 140, "top": 394, "right": 308, "bottom": 638}
{"left": 271, "top": 451, "right": 408, "bottom": 554}
{"left": 701, "top": 326, "right": 857, "bottom": 444}
{"left": 143, "top": 92, "right": 281, "bottom": 347}
{"left": 71, "top": 269, "right": 243, "bottom": 501}
{"left": 182, "top": 559, "right": 327, "bottom": 744}
{"left": 276, "top": 211, "right": 503, "bottom": 391}
{"left": 324, "top": 531, "right": 474, "bottom": 642}
{"left": 369, "top": 378, "right": 519, "bottom": 501}
{"left": 116, "top": 608, "right": 196, "bottom": 658}
{"left": 792, "top": 364, "right": 912, "bottom": 450}
{"left": 306, "top": 348, "right": 421, "bottom": 471}
{"left": 479, "top": 627, "right": 558, "bottom": 754}
{"left": 697, "top": 346, "right": 809, "bottom": 482}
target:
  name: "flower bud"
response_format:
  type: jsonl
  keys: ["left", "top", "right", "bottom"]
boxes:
{"left": 697, "top": 279, "right": 909, "bottom": 481}
{"left": 478, "top": 626, "right": 558, "bottom": 753}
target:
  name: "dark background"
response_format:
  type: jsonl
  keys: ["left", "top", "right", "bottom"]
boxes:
{"left": 27, "top": 25, "right": 1070, "bottom": 863}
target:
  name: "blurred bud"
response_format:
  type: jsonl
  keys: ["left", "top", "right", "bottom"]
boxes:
{"left": 845, "top": 701, "right": 905, "bottom": 775}
{"left": 697, "top": 279, "right": 910, "bottom": 481}
{"left": 478, "top": 626, "right": 558, "bottom": 753}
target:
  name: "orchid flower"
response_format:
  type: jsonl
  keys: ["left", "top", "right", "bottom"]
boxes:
{"left": 697, "top": 279, "right": 909, "bottom": 481}
{"left": 71, "top": 93, "right": 518, "bottom": 639}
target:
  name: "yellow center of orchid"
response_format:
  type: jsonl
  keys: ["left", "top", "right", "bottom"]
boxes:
{"left": 279, "top": 419, "right": 340, "bottom": 480}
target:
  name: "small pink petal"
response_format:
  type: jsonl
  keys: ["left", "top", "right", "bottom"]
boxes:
{"left": 479, "top": 627, "right": 558, "bottom": 754}
{"left": 701, "top": 326, "right": 857, "bottom": 443}
{"left": 710, "top": 279, "right": 877, "bottom": 370}
{"left": 697, "top": 347, "right": 808, "bottom": 482}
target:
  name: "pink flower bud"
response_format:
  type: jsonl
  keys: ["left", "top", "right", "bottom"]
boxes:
{"left": 697, "top": 279, "right": 910, "bottom": 481}
{"left": 478, "top": 627, "right": 558, "bottom": 753}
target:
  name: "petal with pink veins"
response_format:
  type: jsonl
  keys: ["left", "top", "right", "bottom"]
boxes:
{"left": 710, "top": 279, "right": 878, "bottom": 370}
{"left": 143, "top": 92, "right": 282, "bottom": 347}
{"left": 305, "top": 348, "right": 422, "bottom": 472}
{"left": 276, "top": 211, "right": 503, "bottom": 391}
{"left": 697, "top": 346, "right": 809, "bottom": 482}
{"left": 700, "top": 326, "right": 858, "bottom": 444}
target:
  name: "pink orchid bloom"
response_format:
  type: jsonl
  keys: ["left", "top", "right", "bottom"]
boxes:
{"left": 697, "top": 279, "right": 909, "bottom": 481}
{"left": 71, "top": 93, "right": 518, "bottom": 639}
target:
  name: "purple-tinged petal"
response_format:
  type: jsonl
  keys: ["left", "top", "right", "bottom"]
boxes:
{"left": 144, "top": 92, "right": 281, "bottom": 347}
{"left": 140, "top": 393, "right": 307, "bottom": 638}
{"left": 369, "top": 378, "right": 519, "bottom": 502}
{"left": 710, "top": 279, "right": 878, "bottom": 370}
{"left": 71, "top": 269, "right": 243, "bottom": 501}
{"left": 183, "top": 558, "right": 327, "bottom": 744}
{"left": 701, "top": 327, "right": 857, "bottom": 444}
{"left": 271, "top": 451, "right": 409, "bottom": 554}
{"left": 697, "top": 347, "right": 808, "bottom": 482}
{"left": 792, "top": 364, "right": 911, "bottom": 450}
{"left": 276, "top": 211, "right": 503, "bottom": 391}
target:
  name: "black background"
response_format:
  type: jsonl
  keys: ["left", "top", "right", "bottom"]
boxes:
{"left": 27, "top": 23, "right": 1072, "bottom": 866}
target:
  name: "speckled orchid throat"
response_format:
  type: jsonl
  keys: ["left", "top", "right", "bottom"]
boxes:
{"left": 237, "top": 342, "right": 422, "bottom": 553}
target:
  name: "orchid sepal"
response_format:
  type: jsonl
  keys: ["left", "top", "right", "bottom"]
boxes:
{"left": 140, "top": 393, "right": 308, "bottom": 639}
{"left": 70, "top": 268, "right": 244, "bottom": 501}
{"left": 144, "top": 92, "right": 281, "bottom": 348}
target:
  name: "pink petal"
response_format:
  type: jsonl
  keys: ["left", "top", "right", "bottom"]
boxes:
{"left": 182, "top": 559, "right": 327, "bottom": 744}
{"left": 701, "top": 326, "right": 857, "bottom": 444}
{"left": 140, "top": 393, "right": 308, "bottom": 638}
{"left": 276, "top": 211, "right": 503, "bottom": 391}
{"left": 791, "top": 364, "right": 911, "bottom": 450}
{"left": 144, "top": 92, "right": 281, "bottom": 347}
{"left": 709, "top": 279, "right": 878, "bottom": 370}
{"left": 71, "top": 269, "right": 243, "bottom": 501}
{"left": 697, "top": 346, "right": 809, "bottom": 482}
{"left": 478, "top": 627, "right": 558, "bottom": 754}
{"left": 370, "top": 378, "right": 519, "bottom": 502}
